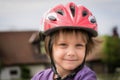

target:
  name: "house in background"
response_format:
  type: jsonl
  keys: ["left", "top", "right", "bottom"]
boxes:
{"left": 0, "top": 31, "right": 50, "bottom": 80}
{"left": 0, "top": 31, "right": 104, "bottom": 80}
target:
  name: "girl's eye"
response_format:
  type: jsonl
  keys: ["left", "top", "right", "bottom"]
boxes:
{"left": 76, "top": 44, "right": 85, "bottom": 48}
{"left": 59, "top": 43, "right": 67, "bottom": 46}
{"left": 58, "top": 43, "right": 67, "bottom": 48}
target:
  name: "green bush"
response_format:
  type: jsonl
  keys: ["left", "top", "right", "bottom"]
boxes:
{"left": 102, "top": 36, "right": 120, "bottom": 66}
{"left": 20, "top": 66, "right": 30, "bottom": 79}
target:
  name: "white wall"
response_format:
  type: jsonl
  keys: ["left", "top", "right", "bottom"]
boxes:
{"left": 1, "top": 66, "right": 21, "bottom": 80}
{"left": 0, "top": 65, "right": 47, "bottom": 80}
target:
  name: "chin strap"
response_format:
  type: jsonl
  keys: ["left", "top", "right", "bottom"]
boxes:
{"left": 51, "top": 58, "right": 61, "bottom": 80}
{"left": 48, "top": 37, "right": 62, "bottom": 80}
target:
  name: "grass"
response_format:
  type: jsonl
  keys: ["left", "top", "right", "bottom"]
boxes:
{"left": 97, "top": 73, "right": 120, "bottom": 80}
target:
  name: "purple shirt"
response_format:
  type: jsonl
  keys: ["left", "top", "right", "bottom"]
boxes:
{"left": 31, "top": 65, "right": 97, "bottom": 80}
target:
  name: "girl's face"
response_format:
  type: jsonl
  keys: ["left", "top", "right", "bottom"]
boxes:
{"left": 52, "top": 31, "right": 87, "bottom": 74}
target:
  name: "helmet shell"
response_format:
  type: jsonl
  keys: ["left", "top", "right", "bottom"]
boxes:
{"left": 42, "top": 2, "right": 98, "bottom": 37}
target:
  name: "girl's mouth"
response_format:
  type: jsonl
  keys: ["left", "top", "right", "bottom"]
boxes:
{"left": 64, "top": 59, "right": 77, "bottom": 61}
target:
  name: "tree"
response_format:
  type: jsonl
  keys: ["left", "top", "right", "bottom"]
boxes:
{"left": 101, "top": 36, "right": 120, "bottom": 73}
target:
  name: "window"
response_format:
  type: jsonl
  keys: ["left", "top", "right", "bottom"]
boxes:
{"left": 10, "top": 70, "right": 18, "bottom": 75}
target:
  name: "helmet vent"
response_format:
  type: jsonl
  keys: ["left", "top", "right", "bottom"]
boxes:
{"left": 56, "top": 10, "right": 64, "bottom": 15}
{"left": 89, "top": 16, "right": 96, "bottom": 24}
{"left": 48, "top": 16, "right": 57, "bottom": 21}
{"left": 70, "top": 6, "right": 75, "bottom": 17}
{"left": 82, "top": 11, "right": 87, "bottom": 17}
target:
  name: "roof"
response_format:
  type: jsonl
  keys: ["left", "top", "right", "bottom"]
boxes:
{"left": 0, "top": 31, "right": 49, "bottom": 66}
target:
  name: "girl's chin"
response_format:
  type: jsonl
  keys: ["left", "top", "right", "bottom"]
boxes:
{"left": 63, "top": 66, "right": 77, "bottom": 71}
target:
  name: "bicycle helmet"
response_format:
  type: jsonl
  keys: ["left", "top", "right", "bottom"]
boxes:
{"left": 42, "top": 2, "right": 98, "bottom": 37}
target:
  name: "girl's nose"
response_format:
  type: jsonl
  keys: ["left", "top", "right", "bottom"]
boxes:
{"left": 66, "top": 48, "right": 76, "bottom": 56}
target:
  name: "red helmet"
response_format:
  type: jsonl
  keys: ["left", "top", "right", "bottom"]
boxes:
{"left": 42, "top": 2, "right": 98, "bottom": 37}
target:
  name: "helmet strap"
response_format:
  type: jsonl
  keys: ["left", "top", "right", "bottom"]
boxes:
{"left": 48, "top": 37, "right": 62, "bottom": 80}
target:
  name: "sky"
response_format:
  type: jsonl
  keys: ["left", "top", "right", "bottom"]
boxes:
{"left": 0, "top": 0, "right": 120, "bottom": 36}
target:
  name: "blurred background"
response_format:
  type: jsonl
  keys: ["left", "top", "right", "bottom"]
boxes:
{"left": 0, "top": 0, "right": 120, "bottom": 80}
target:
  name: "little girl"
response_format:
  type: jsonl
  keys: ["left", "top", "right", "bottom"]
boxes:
{"left": 32, "top": 2, "right": 98, "bottom": 80}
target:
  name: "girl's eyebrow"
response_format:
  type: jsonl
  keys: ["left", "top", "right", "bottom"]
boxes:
{"left": 76, "top": 43, "right": 86, "bottom": 45}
